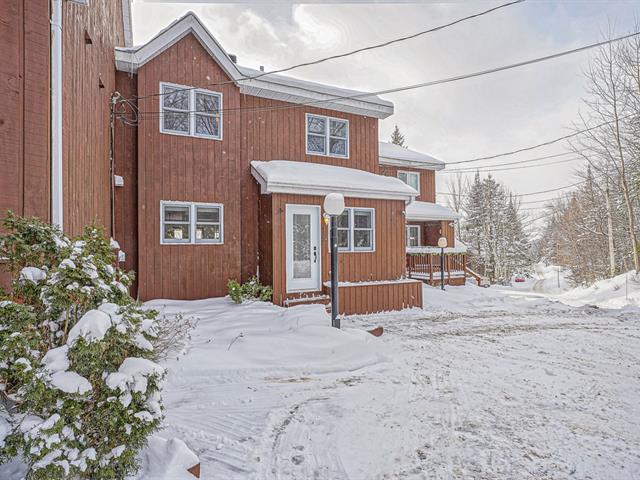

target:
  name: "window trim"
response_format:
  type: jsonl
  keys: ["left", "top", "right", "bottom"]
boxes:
{"left": 159, "top": 82, "right": 223, "bottom": 140}
{"left": 160, "top": 201, "right": 224, "bottom": 245}
{"left": 328, "top": 207, "right": 375, "bottom": 252}
{"left": 397, "top": 170, "right": 420, "bottom": 192}
{"left": 305, "top": 113, "right": 349, "bottom": 159}
{"left": 406, "top": 224, "right": 421, "bottom": 247}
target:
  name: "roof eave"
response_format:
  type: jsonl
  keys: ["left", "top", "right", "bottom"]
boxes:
{"left": 379, "top": 156, "right": 446, "bottom": 171}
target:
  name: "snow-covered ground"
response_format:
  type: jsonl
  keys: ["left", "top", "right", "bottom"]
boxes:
{"left": 142, "top": 283, "right": 640, "bottom": 479}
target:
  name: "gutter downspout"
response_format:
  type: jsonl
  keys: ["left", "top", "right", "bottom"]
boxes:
{"left": 51, "top": 0, "right": 63, "bottom": 228}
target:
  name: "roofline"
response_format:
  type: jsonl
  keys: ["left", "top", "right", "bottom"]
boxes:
{"left": 379, "top": 156, "right": 446, "bottom": 171}
{"left": 114, "top": 12, "right": 394, "bottom": 119}
{"left": 250, "top": 163, "right": 417, "bottom": 202}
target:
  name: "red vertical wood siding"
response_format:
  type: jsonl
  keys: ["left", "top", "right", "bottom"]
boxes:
{"left": 135, "top": 34, "right": 242, "bottom": 300}
{"left": 113, "top": 71, "right": 139, "bottom": 295}
{"left": 267, "top": 194, "right": 407, "bottom": 307}
{"left": 0, "top": 0, "right": 51, "bottom": 223}
{"left": 62, "top": 0, "right": 125, "bottom": 236}
{"left": 240, "top": 95, "right": 380, "bottom": 282}
{"left": 379, "top": 165, "right": 436, "bottom": 202}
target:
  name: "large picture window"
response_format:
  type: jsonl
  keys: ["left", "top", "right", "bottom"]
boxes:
{"left": 306, "top": 113, "right": 349, "bottom": 158}
{"left": 160, "top": 82, "right": 222, "bottom": 140}
{"left": 397, "top": 171, "right": 420, "bottom": 192}
{"left": 161, "top": 201, "right": 223, "bottom": 244}
{"left": 330, "top": 208, "right": 374, "bottom": 252}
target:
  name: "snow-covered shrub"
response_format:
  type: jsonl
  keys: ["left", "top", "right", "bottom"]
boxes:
{"left": 147, "top": 312, "right": 195, "bottom": 362}
{"left": 0, "top": 215, "right": 165, "bottom": 479}
{"left": 227, "top": 277, "right": 272, "bottom": 304}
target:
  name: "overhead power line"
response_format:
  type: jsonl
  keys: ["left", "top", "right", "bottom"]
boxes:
{"left": 123, "top": 0, "right": 525, "bottom": 103}
{"left": 436, "top": 180, "right": 585, "bottom": 198}
{"left": 442, "top": 156, "right": 584, "bottom": 173}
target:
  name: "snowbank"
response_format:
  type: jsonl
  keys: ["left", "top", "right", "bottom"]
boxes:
{"left": 129, "top": 436, "right": 199, "bottom": 480}
{"left": 558, "top": 271, "right": 640, "bottom": 309}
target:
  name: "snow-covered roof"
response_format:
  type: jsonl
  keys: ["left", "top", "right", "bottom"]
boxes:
{"left": 407, "top": 240, "right": 468, "bottom": 254}
{"left": 251, "top": 160, "right": 418, "bottom": 202}
{"left": 115, "top": 12, "right": 393, "bottom": 119}
{"left": 405, "top": 201, "right": 460, "bottom": 221}
{"left": 379, "top": 142, "right": 445, "bottom": 170}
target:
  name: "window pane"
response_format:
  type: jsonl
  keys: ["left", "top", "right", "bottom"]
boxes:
{"left": 195, "top": 92, "right": 219, "bottom": 113}
{"left": 354, "top": 210, "right": 372, "bottom": 229}
{"left": 292, "top": 214, "right": 311, "bottom": 279}
{"left": 407, "top": 227, "right": 419, "bottom": 247}
{"left": 330, "top": 119, "right": 347, "bottom": 138}
{"left": 307, "top": 116, "right": 326, "bottom": 134}
{"left": 164, "top": 206, "right": 189, "bottom": 222}
{"left": 408, "top": 174, "right": 419, "bottom": 191}
{"left": 195, "top": 114, "right": 219, "bottom": 137}
{"left": 196, "top": 224, "right": 220, "bottom": 241}
{"left": 398, "top": 172, "right": 407, "bottom": 183}
{"left": 329, "top": 138, "right": 347, "bottom": 156}
{"left": 162, "top": 87, "right": 189, "bottom": 110}
{"left": 354, "top": 230, "right": 372, "bottom": 249}
{"left": 163, "top": 111, "right": 189, "bottom": 133}
{"left": 196, "top": 206, "right": 219, "bottom": 223}
{"left": 337, "top": 229, "right": 349, "bottom": 249}
{"left": 307, "top": 134, "right": 326, "bottom": 154}
{"left": 337, "top": 210, "right": 350, "bottom": 229}
{"left": 164, "top": 224, "right": 190, "bottom": 241}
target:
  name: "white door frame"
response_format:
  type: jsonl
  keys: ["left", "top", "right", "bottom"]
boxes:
{"left": 285, "top": 204, "right": 322, "bottom": 293}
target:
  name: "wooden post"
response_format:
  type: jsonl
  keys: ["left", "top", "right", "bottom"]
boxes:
{"left": 429, "top": 254, "right": 433, "bottom": 284}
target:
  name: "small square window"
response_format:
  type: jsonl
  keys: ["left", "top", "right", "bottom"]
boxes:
{"left": 398, "top": 171, "right": 420, "bottom": 192}
{"left": 160, "top": 83, "right": 222, "bottom": 139}
{"left": 161, "top": 202, "right": 224, "bottom": 244}
{"left": 328, "top": 208, "right": 374, "bottom": 252}
{"left": 306, "top": 114, "right": 348, "bottom": 158}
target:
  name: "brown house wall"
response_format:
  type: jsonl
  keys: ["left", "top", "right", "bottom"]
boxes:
{"left": 379, "top": 165, "right": 435, "bottom": 202}
{"left": 62, "top": 0, "right": 125, "bottom": 236}
{"left": 0, "top": 0, "right": 51, "bottom": 224}
{"left": 240, "top": 94, "right": 380, "bottom": 282}
{"left": 113, "top": 71, "right": 139, "bottom": 295}
{"left": 135, "top": 35, "right": 242, "bottom": 300}
{"left": 268, "top": 194, "right": 407, "bottom": 307}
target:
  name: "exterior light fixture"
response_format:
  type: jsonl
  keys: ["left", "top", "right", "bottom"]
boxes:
{"left": 323, "top": 193, "right": 345, "bottom": 328}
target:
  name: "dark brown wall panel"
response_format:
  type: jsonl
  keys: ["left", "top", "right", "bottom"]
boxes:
{"left": 0, "top": 0, "right": 50, "bottom": 224}
{"left": 330, "top": 280, "right": 422, "bottom": 315}
{"left": 136, "top": 34, "right": 242, "bottom": 300}
{"left": 113, "top": 71, "right": 139, "bottom": 295}
{"left": 379, "top": 165, "right": 435, "bottom": 202}
{"left": 62, "top": 0, "right": 125, "bottom": 236}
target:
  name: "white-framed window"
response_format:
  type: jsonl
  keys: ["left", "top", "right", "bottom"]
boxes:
{"left": 160, "top": 82, "right": 222, "bottom": 140}
{"left": 406, "top": 225, "right": 420, "bottom": 247}
{"left": 160, "top": 201, "right": 223, "bottom": 245}
{"left": 305, "top": 113, "right": 349, "bottom": 158}
{"left": 329, "top": 208, "right": 375, "bottom": 252}
{"left": 397, "top": 170, "right": 420, "bottom": 192}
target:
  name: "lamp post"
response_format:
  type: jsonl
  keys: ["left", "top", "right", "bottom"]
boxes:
{"left": 438, "top": 236, "right": 447, "bottom": 291}
{"left": 323, "top": 193, "right": 345, "bottom": 328}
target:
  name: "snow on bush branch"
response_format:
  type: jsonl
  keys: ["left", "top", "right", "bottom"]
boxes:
{"left": 0, "top": 213, "right": 166, "bottom": 479}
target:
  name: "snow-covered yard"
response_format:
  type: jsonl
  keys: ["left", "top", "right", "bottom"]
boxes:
{"left": 146, "top": 282, "right": 640, "bottom": 479}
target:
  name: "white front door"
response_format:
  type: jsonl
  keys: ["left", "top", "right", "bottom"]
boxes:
{"left": 286, "top": 204, "right": 321, "bottom": 292}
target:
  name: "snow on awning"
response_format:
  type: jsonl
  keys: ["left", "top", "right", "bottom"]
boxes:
{"left": 251, "top": 160, "right": 419, "bottom": 202}
{"left": 379, "top": 142, "right": 445, "bottom": 171}
{"left": 406, "top": 201, "right": 460, "bottom": 221}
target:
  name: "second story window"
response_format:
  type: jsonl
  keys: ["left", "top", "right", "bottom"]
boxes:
{"left": 306, "top": 114, "right": 349, "bottom": 158}
{"left": 397, "top": 170, "right": 420, "bottom": 192}
{"left": 160, "top": 82, "right": 222, "bottom": 140}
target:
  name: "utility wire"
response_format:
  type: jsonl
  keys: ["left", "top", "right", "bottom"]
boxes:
{"left": 436, "top": 180, "right": 585, "bottom": 198}
{"left": 442, "top": 156, "right": 584, "bottom": 173}
{"left": 122, "top": 0, "right": 525, "bottom": 103}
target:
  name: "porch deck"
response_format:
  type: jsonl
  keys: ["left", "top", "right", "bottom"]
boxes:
{"left": 406, "top": 251, "right": 468, "bottom": 286}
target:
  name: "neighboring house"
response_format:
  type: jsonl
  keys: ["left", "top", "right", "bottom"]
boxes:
{"left": 1, "top": 6, "right": 469, "bottom": 314}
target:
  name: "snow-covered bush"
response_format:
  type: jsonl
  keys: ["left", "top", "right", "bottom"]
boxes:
{"left": 0, "top": 214, "right": 165, "bottom": 479}
{"left": 227, "top": 277, "right": 272, "bottom": 304}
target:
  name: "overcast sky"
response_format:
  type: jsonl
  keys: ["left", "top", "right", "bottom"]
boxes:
{"left": 131, "top": 0, "right": 640, "bottom": 231}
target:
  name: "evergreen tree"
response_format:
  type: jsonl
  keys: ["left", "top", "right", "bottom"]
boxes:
{"left": 390, "top": 125, "right": 406, "bottom": 147}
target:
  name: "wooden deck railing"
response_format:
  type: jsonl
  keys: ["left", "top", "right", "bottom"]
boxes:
{"left": 406, "top": 253, "right": 467, "bottom": 284}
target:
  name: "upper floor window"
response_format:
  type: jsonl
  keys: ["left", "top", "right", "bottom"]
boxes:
{"left": 161, "top": 201, "right": 223, "bottom": 244}
{"left": 160, "top": 82, "right": 222, "bottom": 140}
{"left": 306, "top": 114, "right": 349, "bottom": 158}
{"left": 331, "top": 208, "right": 374, "bottom": 252}
{"left": 397, "top": 170, "right": 420, "bottom": 192}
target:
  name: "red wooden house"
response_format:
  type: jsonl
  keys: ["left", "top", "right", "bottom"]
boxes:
{"left": 1, "top": 5, "right": 470, "bottom": 314}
